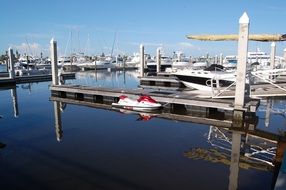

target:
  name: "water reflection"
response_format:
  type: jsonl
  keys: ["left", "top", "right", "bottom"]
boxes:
{"left": 72, "top": 70, "right": 140, "bottom": 89}
{"left": 53, "top": 101, "right": 63, "bottom": 142}
{"left": 11, "top": 87, "right": 19, "bottom": 117}
{"left": 115, "top": 108, "right": 160, "bottom": 121}
{"left": 184, "top": 124, "right": 285, "bottom": 190}
{"left": 50, "top": 96, "right": 286, "bottom": 190}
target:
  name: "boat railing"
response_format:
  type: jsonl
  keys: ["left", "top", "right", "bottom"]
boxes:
{"left": 251, "top": 69, "right": 286, "bottom": 94}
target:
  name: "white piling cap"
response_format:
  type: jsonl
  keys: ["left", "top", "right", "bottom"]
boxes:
{"left": 50, "top": 38, "right": 56, "bottom": 43}
{"left": 271, "top": 42, "right": 276, "bottom": 47}
{"left": 140, "top": 44, "right": 144, "bottom": 48}
{"left": 239, "top": 12, "right": 249, "bottom": 24}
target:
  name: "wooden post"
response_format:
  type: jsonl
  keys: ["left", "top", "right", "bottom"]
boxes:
{"left": 228, "top": 131, "right": 242, "bottom": 190}
{"left": 50, "top": 38, "right": 59, "bottom": 85}
{"left": 270, "top": 42, "right": 276, "bottom": 70}
{"left": 140, "top": 44, "right": 145, "bottom": 77}
{"left": 219, "top": 53, "right": 223, "bottom": 65}
{"left": 284, "top": 48, "right": 286, "bottom": 66}
{"left": 156, "top": 47, "right": 161, "bottom": 73}
{"left": 234, "top": 12, "right": 249, "bottom": 110}
{"left": 8, "top": 47, "right": 15, "bottom": 79}
{"left": 214, "top": 55, "right": 218, "bottom": 64}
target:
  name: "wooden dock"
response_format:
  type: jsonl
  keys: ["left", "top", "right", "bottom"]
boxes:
{"left": 0, "top": 72, "right": 75, "bottom": 86}
{"left": 139, "top": 75, "right": 286, "bottom": 98}
{"left": 139, "top": 76, "right": 184, "bottom": 90}
{"left": 50, "top": 84, "right": 259, "bottom": 112}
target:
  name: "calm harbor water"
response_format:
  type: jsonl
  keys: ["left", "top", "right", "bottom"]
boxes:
{"left": 0, "top": 69, "right": 285, "bottom": 190}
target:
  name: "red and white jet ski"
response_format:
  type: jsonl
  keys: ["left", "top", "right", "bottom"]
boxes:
{"left": 112, "top": 95, "right": 162, "bottom": 112}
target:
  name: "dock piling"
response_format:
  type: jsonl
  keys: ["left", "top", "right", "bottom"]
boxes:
{"left": 140, "top": 44, "right": 145, "bottom": 77}
{"left": 156, "top": 47, "right": 161, "bottom": 73}
{"left": 270, "top": 42, "right": 276, "bottom": 70}
{"left": 234, "top": 12, "right": 249, "bottom": 110}
{"left": 283, "top": 48, "right": 286, "bottom": 66}
{"left": 8, "top": 47, "right": 15, "bottom": 79}
{"left": 50, "top": 38, "right": 59, "bottom": 85}
{"left": 219, "top": 53, "right": 223, "bottom": 65}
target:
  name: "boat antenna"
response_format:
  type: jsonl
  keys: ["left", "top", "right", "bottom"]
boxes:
{"left": 64, "top": 30, "right": 72, "bottom": 57}
{"left": 111, "top": 31, "right": 117, "bottom": 57}
{"left": 25, "top": 36, "right": 33, "bottom": 57}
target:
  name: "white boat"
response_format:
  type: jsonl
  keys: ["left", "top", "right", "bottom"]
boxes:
{"left": 112, "top": 95, "right": 162, "bottom": 112}
{"left": 171, "top": 64, "right": 236, "bottom": 91}
{"left": 172, "top": 51, "right": 190, "bottom": 68}
{"left": 223, "top": 55, "right": 237, "bottom": 69}
{"left": 95, "top": 56, "right": 116, "bottom": 70}
{"left": 223, "top": 50, "right": 285, "bottom": 70}
{"left": 125, "top": 53, "right": 140, "bottom": 67}
{"left": 146, "top": 56, "right": 172, "bottom": 71}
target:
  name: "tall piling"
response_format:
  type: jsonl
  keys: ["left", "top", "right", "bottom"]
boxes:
{"left": 140, "top": 44, "right": 145, "bottom": 77}
{"left": 219, "top": 53, "right": 223, "bottom": 65}
{"left": 50, "top": 38, "right": 59, "bottom": 85}
{"left": 8, "top": 47, "right": 15, "bottom": 79}
{"left": 283, "top": 48, "right": 286, "bottom": 69}
{"left": 234, "top": 12, "right": 249, "bottom": 110}
{"left": 270, "top": 42, "right": 276, "bottom": 70}
{"left": 156, "top": 48, "right": 161, "bottom": 73}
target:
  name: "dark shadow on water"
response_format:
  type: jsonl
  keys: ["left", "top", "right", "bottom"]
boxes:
{"left": 0, "top": 137, "right": 153, "bottom": 190}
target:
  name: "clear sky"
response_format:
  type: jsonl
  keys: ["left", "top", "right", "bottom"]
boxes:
{"left": 1, "top": 0, "right": 285, "bottom": 57}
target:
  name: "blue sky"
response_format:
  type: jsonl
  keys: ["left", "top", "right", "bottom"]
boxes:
{"left": 1, "top": 0, "right": 286, "bottom": 57}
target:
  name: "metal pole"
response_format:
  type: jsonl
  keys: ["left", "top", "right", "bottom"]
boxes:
{"left": 8, "top": 47, "right": 15, "bottom": 79}
{"left": 140, "top": 44, "right": 145, "bottom": 77}
{"left": 50, "top": 38, "right": 59, "bottom": 85}
{"left": 234, "top": 12, "right": 249, "bottom": 110}
{"left": 156, "top": 48, "right": 161, "bottom": 73}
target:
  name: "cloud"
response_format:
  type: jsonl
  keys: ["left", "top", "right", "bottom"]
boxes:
{"left": 15, "top": 33, "right": 51, "bottom": 40}
{"left": 128, "top": 42, "right": 163, "bottom": 47}
{"left": 63, "top": 24, "right": 86, "bottom": 31}
{"left": 178, "top": 42, "right": 194, "bottom": 48}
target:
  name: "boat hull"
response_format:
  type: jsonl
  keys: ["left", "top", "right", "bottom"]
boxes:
{"left": 111, "top": 103, "right": 162, "bottom": 112}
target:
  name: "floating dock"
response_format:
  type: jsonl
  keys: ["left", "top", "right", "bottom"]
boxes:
{"left": 50, "top": 84, "right": 259, "bottom": 113}
{"left": 139, "top": 75, "right": 286, "bottom": 98}
{"left": 0, "top": 72, "right": 75, "bottom": 86}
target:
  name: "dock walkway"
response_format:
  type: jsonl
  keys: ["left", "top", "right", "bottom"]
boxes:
{"left": 50, "top": 84, "right": 259, "bottom": 112}
{"left": 0, "top": 72, "right": 75, "bottom": 86}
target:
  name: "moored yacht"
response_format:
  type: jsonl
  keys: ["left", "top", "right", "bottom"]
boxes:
{"left": 172, "top": 51, "right": 191, "bottom": 68}
{"left": 146, "top": 55, "right": 172, "bottom": 71}
{"left": 171, "top": 64, "right": 236, "bottom": 91}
